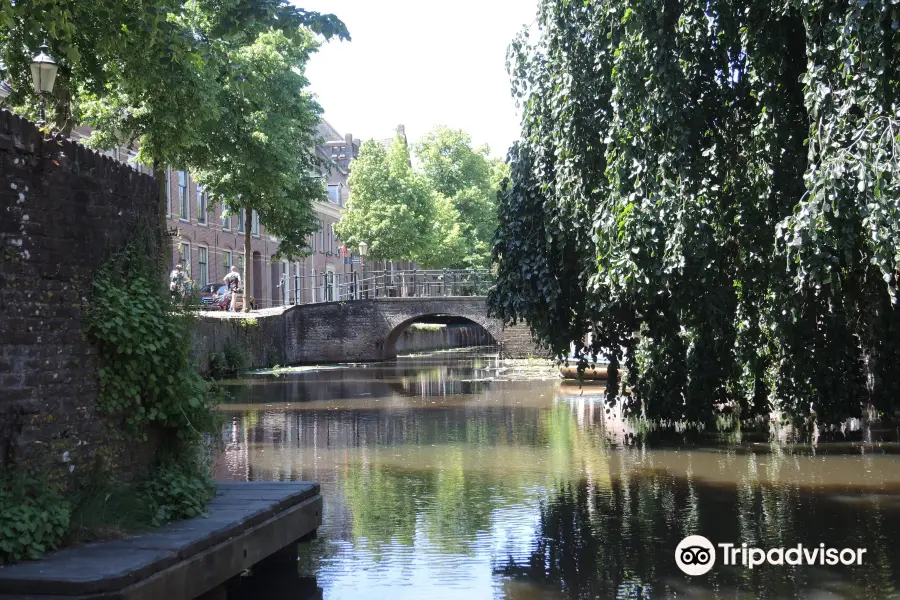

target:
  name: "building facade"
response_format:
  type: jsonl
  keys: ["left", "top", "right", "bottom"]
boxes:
{"left": 167, "top": 123, "right": 365, "bottom": 309}
{"left": 68, "top": 121, "right": 412, "bottom": 308}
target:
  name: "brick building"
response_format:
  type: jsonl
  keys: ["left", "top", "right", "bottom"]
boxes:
{"left": 158, "top": 121, "right": 363, "bottom": 309}
{"left": 69, "top": 122, "right": 416, "bottom": 308}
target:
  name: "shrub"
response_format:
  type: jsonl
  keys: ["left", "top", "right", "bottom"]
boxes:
{"left": 142, "top": 453, "right": 216, "bottom": 527}
{"left": 223, "top": 341, "right": 251, "bottom": 376}
{"left": 208, "top": 352, "right": 227, "bottom": 380}
{"left": 0, "top": 472, "right": 70, "bottom": 564}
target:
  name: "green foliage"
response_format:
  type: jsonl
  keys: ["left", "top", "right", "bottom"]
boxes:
{"left": 189, "top": 28, "right": 324, "bottom": 261}
{"left": 0, "top": 472, "right": 70, "bottom": 565}
{"left": 223, "top": 341, "right": 251, "bottom": 376}
{"left": 0, "top": 2, "right": 348, "bottom": 133}
{"left": 208, "top": 352, "right": 228, "bottom": 380}
{"left": 415, "top": 127, "right": 507, "bottom": 268}
{"left": 490, "top": 0, "right": 900, "bottom": 428}
{"left": 335, "top": 137, "right": 435, "bottom": 262}
{"left": 141, "top": 457, "right": 216, "bottom": 527}
{"left": 409, "top": 323, "right": 443, "bottom": 332}
{"left": 85, "top": 232, "right": 217, "bottom": 439}
{"left": 1, "top": 3, "right": 343, "bottom": 315}
{"left": 335, "top": 127, "right": 507, "bottom": 268}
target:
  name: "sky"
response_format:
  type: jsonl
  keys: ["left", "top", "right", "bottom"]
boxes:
{"left": 296, "top": 0, "right": 538, "bottom": 159}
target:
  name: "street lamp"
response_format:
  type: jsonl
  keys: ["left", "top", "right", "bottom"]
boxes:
{"left": 358, "top": 241, "right": 368, "bottom": 299}
{"left": 30, "top": 44, "right": 58, "bottom": 125}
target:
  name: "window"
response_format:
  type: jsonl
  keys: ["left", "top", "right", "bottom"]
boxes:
{"left": 165, "top": 169, "right": 172, "bottom": 216}
{"left": 221, "top": 204, "right": 231, "bottom": 231}
{"left": 197, "top": 187, "right": 208, "bottom": 225}
{"left": 310, "top": 228, "right": 316, "bottom": 253}
{"left": 223, "top": 250, "right": 233, "bottom": 272}
{"left": 198, "top": 246, "right": 208, "bottom": 287}
{"left": 237, "top": 253, "right": 245, "bottom": 275}
{"left": 237, "top": 210, "right": 245, "bottom": 233}
{"left": 178, "top": 171, "right": 189, "bottom": 220}
{"left": 251, "top": 209, "right": 259, "bottom": 237}
{"left": 318, "top": 219, "right": 325, "bottom": 253}
{"left": 327, "top": 185, "right": 340, "bottom": 204}
{"left": 327, "top": 223, "right": 334, "bottom": 254}
{"left": 179, "top": 243, "right": 191, "bottom": 276}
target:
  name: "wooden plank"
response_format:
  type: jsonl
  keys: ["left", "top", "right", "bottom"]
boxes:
{"left": 0, "top": 483, "right": 321, "bottom": 598}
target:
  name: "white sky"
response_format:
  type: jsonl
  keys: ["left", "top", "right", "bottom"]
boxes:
{"left": 296, "top": 0, "right": 538, "bottom": 159}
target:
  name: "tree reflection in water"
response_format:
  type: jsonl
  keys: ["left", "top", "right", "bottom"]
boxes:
{"left": 497, "top": 473, "right": 900, "bottom": 599}
{"left": 219, "top": 356, "right": 900, "bottom": 600}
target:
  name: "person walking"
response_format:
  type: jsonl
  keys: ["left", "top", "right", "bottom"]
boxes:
{"left": 223, "top": 265, "right": 242, "bottom": 312}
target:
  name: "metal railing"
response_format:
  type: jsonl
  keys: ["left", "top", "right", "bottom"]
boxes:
{"left": 274, "top": 268, "right": 493, "bottom": 306}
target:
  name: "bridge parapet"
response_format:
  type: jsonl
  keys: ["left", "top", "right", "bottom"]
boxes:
{"left": 274, "top": 268, "right": 493, "bottom": 305}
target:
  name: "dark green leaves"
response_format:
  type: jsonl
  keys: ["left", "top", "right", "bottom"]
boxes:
{"left": 492, "top": 0, "right": 900, "bottom": 428}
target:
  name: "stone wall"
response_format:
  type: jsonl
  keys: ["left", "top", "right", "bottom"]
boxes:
{"left": 0, "top": 111, "right": 161, "bottom": 485}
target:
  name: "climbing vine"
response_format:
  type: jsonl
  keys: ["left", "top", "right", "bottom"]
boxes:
{"left": 83, "top": 230, "right": 218, "bottom": 535}
{"left": 85, "top": 231, "right": 217, "bottom": 439}
{"left": 490, "top": 0, "right": 900, "bottom": 427}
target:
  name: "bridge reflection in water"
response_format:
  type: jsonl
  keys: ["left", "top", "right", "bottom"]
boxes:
{"left": 217, "top": 352, "right": 900, "bottom": 600}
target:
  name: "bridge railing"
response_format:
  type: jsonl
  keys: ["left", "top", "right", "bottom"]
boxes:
{"left": 274, "top": 269, "right": 494, "bottom": 306}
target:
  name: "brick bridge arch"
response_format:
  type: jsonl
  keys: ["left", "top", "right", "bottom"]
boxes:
{"left": 276, "top": 297, "right": 537, "bottom": 363}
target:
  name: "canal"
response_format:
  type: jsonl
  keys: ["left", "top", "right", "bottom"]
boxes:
{"left": 215, "top": 350, "right": 900, "bottom": 599}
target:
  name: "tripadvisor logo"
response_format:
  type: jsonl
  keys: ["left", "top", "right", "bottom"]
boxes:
{"left": 675, "top": 536, "right": 867, "bottom": 576}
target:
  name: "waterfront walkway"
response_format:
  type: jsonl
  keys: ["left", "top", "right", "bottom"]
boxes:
{"left": 0, "top": 482, "right": 321, "bottom": 600}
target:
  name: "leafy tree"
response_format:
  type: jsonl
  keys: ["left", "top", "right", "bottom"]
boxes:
{"left": 415, "top": 127, "right": 506, "bottom": 268}
{"left": 0, "top": 2, "right": 346, "bottom": 310}
{"left": 490, "top": 0, "right": 900, "bottom": 427}
{"left": 187, "top": 29, "right": 324, "bottom": 311}
{"left": 0, "top": 2, "right": 349, "bottom": 133}
{"left": 415, "top": 193, "right": 468, "bottom": 269}
{"left": 334, "top": 136, "right": 435, "bottom": 262}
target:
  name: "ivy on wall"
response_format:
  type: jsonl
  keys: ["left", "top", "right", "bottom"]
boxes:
{"left": 2, "top": 229, "right": 218, "bottom": 564}
{"left": 85, "top": 232, "right": 217, "bottom": 438}
{"left": 490, "top": 0, "right": 900, "bottom": 428}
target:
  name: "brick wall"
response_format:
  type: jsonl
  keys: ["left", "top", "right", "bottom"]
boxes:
{"left": 0, "top": 111, "right": 160, "bottom": 485}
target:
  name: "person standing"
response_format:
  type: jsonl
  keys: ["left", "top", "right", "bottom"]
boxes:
{"left": 169, "top": 264, "right": 188, "bottom": 301}
{"left": 223, "top": 265, "right": 242, "bottom": 312}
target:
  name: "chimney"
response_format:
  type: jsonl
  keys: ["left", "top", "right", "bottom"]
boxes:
{"left": 397, "top": 124, "right": 405, "bottom": 136}
{"left": 345, "top": 133, "right": 352, "bottom": 145}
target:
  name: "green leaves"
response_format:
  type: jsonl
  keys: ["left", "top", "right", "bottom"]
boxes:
{"left": 492, "top": 0, "right": 900, "bottom": 427}
{"left": 0, "top": 472, "right": 70, "bottom": 565}
{"left": 335, "top": 127, "right": 507, "bottom": 268}
{"left": 84, "top": 230, "right": 218, "bottom": 439}
{"left": 335, "top": 137, "right": 435, "bottom": 262}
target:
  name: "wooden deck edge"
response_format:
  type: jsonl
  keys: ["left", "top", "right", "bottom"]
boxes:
{"left": 0, "top": 495, "right": 323, "bottom": 600}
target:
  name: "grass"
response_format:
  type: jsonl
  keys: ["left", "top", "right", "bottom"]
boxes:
{"left": 66, "top": 475, "right": 157, "bottom": 543}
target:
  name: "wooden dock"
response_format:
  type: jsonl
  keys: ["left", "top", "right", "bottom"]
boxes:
{"left": 0, "top": 482, "right": 322, "bottom": 600}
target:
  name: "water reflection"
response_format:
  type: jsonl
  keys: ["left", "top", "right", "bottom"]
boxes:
{"left": 219, "top": 353, "right": 900, "bottom": 600}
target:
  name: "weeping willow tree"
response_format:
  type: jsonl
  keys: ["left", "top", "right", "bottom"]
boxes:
{"left": 489, "top": 0, "right": 900, "bottom": 427}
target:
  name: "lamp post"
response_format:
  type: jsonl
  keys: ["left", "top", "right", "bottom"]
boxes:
{"left": 358, "top": 241, "right": 368, "bottom": 299}
{"left": 30, "top": 44, "right": 58, "bottom": 126}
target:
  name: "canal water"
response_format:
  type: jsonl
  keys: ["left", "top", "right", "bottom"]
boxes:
{"left": 216, "top": 351, "right": 900, "bottom": 600}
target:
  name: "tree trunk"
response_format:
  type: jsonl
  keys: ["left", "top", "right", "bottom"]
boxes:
{"left": 243, "top": 207, "right": 252, "bottom": 313}
{"left": 154, "top": 163, "right": 169, "bottom": 279}
{"left": 53, "top": 80, "right": 73, "bottom": 135}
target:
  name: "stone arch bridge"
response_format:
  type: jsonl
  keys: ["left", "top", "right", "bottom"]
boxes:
{"left": 194, "top": 297, "right": 539, "bottom": 370}
{"left": 284, "top": 297, "right": 536, "bottom": 362}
